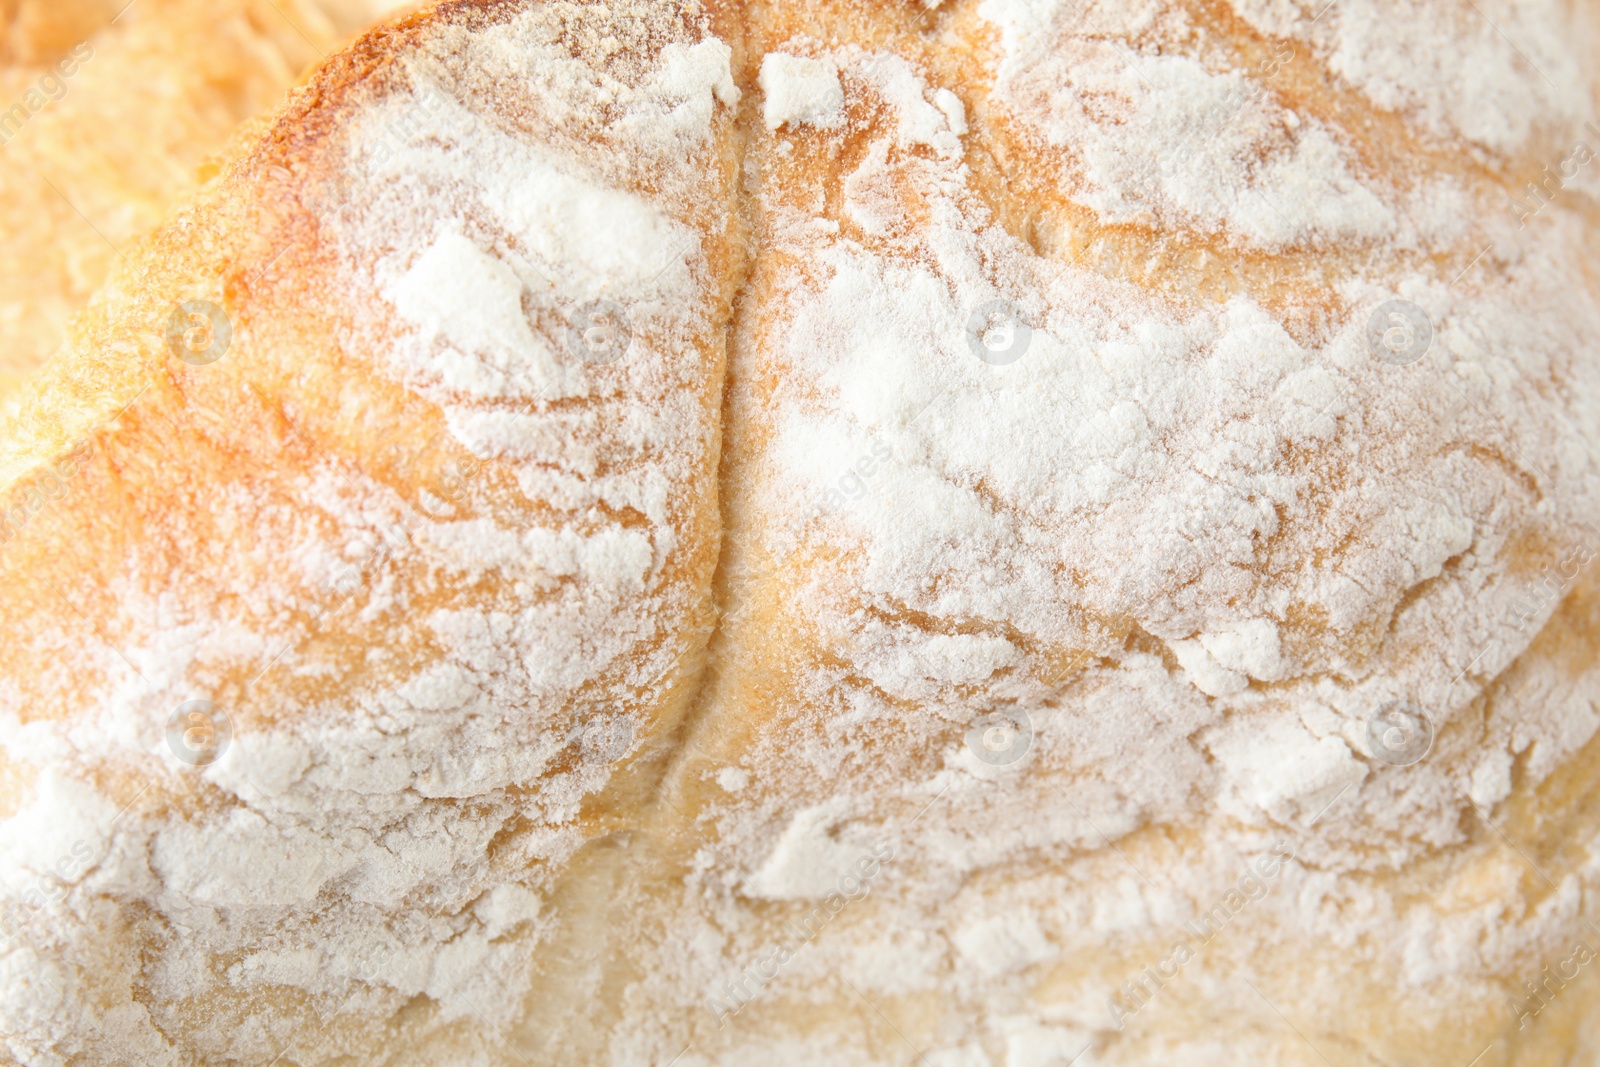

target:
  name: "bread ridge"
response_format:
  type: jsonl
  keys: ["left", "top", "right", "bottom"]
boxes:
{"left": 0, "top": 0, "right": 744, "bottom": 1062}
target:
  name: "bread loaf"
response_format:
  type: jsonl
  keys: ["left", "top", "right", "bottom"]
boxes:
{"left": 2, "top": 0, "right": 1599, "bottom": 1064}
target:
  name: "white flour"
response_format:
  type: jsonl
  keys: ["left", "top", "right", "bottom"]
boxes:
{"left": 0, "top": 5, "right": 736, "bottom": 1063}
{"left": 5, "top": 0, "right": 1600, "bottom": 1062}
{"left": 616, "top": 11, "right": 1600, "bottom": 1064}
{"left": 759, "top": 52, "right": 845, "bottom": 130}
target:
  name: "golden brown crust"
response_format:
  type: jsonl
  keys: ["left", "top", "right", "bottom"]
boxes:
{"left": 4, "top": 0, "right": 1600, "bottom": 1064}
{"left": 0, "top": 0, "right": 425, "bottom": 402}
{"left": 0, "top": 1, "right": 744, "bottom": 1061}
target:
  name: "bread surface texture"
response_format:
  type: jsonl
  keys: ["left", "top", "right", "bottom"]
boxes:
{"left": 2, "top": 0, "right": 1599, "bottom": 1064}
{"left": 0, "top": 0, "right": 418, "bottom": 402}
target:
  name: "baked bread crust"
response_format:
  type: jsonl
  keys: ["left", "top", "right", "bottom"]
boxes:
{"left": 3, "top": 0, "right": 1600, "bottom": 1064}
{"left": 0, "top": 1, "right": 741, "bottom": 1060}
{"left": 0, "top": 0, "right": 424, "bottom": 403}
